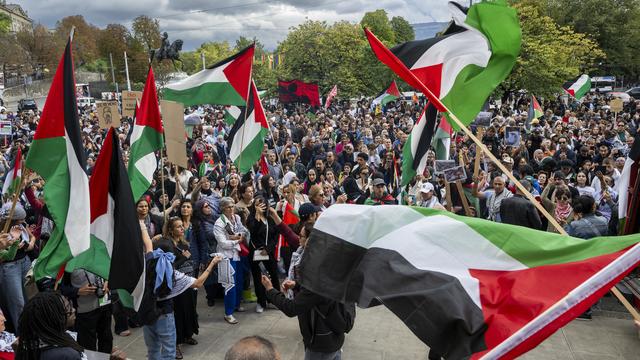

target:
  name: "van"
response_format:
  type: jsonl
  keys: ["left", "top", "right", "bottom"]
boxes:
{"left": 77, "top": 97, "right": 95, "bottom": 109}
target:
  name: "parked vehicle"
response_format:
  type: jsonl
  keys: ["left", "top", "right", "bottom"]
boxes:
{"left": 626, "top": 87, "right": 640, "bottom": 99}
{"left": 17, "top": 98, "right": 38, "bottom": 112}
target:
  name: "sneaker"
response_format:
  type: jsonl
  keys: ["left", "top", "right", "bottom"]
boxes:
{"left": 256, "top": 304, "right": 264, "bottom": 313}
{"left": 243, "top": 290, "right": 258, "bottom": 302}
{"left": 235, "top": 306, "right": 246, "bottom": 312}
{"left": 576, "top": 313, "right": 592, "bottom": 321}
{"left": 224, "top": 315, "right": 238, "bottom": 324}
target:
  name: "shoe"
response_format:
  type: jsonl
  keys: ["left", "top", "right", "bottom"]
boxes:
{"left": 184, "top": 337, "right": 198, "bottom": 345}
{"left": 256, "top": 304, "right": 264, "bottom": 313}
{"left": 243, "top": 290, "right": 258, "bottom": 302}
{"left": 235, "top": 306, "right": 246, "bottom": 312}
{"left": 224, "top": 315, "right": 238, "bottom": 324}
{"left": 207, "top": 299, "right": 215, "bottom": 307}
{"left": 175, "top": 345, "right": 183, "bottom": 359}
{"left": 576, "top": 313, "right": 592, "bottom": 321}
{"left": 117, "top": 330, "right": 131, "bottom": 337}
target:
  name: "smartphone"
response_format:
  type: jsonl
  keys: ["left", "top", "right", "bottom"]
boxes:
{"left": 258, "top": 262, "right": 269, "bottom": 277}
{"left": 595, "top": 165, "right": 607, "bottom": 174}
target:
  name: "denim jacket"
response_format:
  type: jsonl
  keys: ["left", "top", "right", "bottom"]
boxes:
{"left": 564, "top": 214, "right": 609, "bottom": 239}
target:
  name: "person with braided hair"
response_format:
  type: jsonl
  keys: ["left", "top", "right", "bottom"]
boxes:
{"left": 14, "top": 291, "right": 84, "bottom": 360}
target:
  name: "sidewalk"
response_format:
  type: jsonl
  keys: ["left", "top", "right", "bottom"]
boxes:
{"left": 113, "top": 291, "right": 640, "bottom": 359}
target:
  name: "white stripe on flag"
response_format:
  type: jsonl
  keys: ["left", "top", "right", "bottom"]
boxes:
{"left": 165, "top": 62, "right": 231, "bottom": 91}
{"left": 90, "top": 195, "right": 115, "bottom": 257}
{"left": 134, "top": 152, "right": 157, "bottom": 189}
{"left": 64, "top": 130, "right": 91, "bottom": 256}
{"left": 409, "top": 111, "right": 428, "bottom": 175}
{"left": 229, "top": 111, "right": 262, "bottom": 162}
{"left": 618, "top": 157, "right": 634, "bottom": 220}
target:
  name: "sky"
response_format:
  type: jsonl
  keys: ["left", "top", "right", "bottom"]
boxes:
{"left": 16, "top": 0, "right": 456, "bottom": 50}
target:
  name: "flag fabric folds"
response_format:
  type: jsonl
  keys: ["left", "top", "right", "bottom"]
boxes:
{"left": 278, "top": 80, "right": 321, "bottom": 107}
{"left": 67, "top": 128, "right": 145, "bottom": 309}
{"left": 128, "top": 67, "right": 164, "bottom": 202}
{"left": 618, "top": 133, "right": 640, "bottom": 234}
{"left": 563, "top": 74, "right": 591, "bottom": 100}
{"left": 224, "top": 105, "right": 242, "bottom": 126}
{"left": 433, "top": 114, "right": 453, "bottom": 160}
{"left": 2, "top": 147, "right": 22, "bottom": 199}
{"left": 164, "top": 45, "right": 255, "bottom": 106}
{"left": 401, "top": 103, "right": 439, "bottom": 186}
{"left": 324, "top": 85, "right": 338, "bottom": 109}
{"left": 25, "top": 36, "right": 91, "bottom": 280}
{"left": 299, "top": 205, "right": 640, "bottom": 359}
{"left": 367, "top": 0, "right": 521, "bottom": 126}
{"left": 275, "top": 202, "right": 300, "bottom": 261}
{"left": 527, "top": 94, "right": 543, "bottom": 129}
{"left": 370, "top": 80, "right": 401, "bottom": 111}
{"left": 227, "top": 81, "right": 269, "bottom": 173}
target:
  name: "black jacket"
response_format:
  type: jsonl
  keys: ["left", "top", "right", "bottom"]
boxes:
{"left": 266, "top": 287, "right": 345, "bottom": 353}
{"left": 247, "top": 215, "right": 278, "bottom": 255}
{"left": 499, "top": 194, "right": 543, "bottom": 230}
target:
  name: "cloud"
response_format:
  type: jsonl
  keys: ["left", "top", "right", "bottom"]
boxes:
{"left": 17, "top": 0, "right": 455, "bottom": 50}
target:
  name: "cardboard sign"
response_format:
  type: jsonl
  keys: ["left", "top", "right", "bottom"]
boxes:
{"left": 0, "top": 121, "right": 11, "bottom": 136}
{"left": 610, "top": 98, "right": 624, "bottom": 113}
{"left": 160, "top": 100, "right": 188, "bottom": 168}
{"left": 121, "top": 90, "right": 142, "bottom": 118}
{"left": 96, "top": 101, "right": 119, "bottom": 128}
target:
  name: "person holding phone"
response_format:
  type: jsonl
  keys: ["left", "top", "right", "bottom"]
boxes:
{"left": 214, "top": 197, "right": 249, "bottom": 325}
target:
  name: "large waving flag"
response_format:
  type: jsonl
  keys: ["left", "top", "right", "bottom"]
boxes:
{"left": 300, "top": 205, "right": 640, "bottom": 359}
{"left": 563, "top": 74, "right": 591, "bottom": 100}
{"left": 370, "top": 80, "right": 401, "bottom": 111}
{"left": 227, "top": 81, "right": 269, "bottom": 173}
{"left": 433, "top": 115, "right": 453, "bottom": 161}
{"left": 26, "top": 35, "right": 91, "bottom": 280}
{"left": 618, "top": 133, "right": 640, "bottom": 234}
{"left": 2, "top": 147, "right": 22, "bottom": 199}
{"left": 67, "top": 128, "right": 145, "bottom": 309}
{"left": 128, "top": 67, "right": 164, "bottom": 202}
{"left": 164, "top": 45, "right": 255, "bottom": 106}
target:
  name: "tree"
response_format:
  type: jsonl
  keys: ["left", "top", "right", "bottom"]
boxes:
{"left": 96, "top": 24, "right": 131, "bottom": 83}
{"left": 390, "top": 16, "right": 415, "bottom": 45}
{"left": 360, "top": 10, "right": 395, "bottom": 44}
{"left": 0, "top": 13, "right": 11, "bottom": 34}
{"left": 15, "top": 25, "right": 58, "bottom": 74}
{"left": 131, "top": 15, "right": 161, "bottom": 50}
{"left": 540, "top": 0, "right": 640, "bottom": 81}
{"left": 503, "top": 1, "right": 605, "bottom": 98}
{"left": 54, "top": 15, "right": 100, "bottom": 66}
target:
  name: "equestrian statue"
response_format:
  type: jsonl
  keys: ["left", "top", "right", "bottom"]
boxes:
{"left": 149, "top": 32, "right": 184, "bottom": 69}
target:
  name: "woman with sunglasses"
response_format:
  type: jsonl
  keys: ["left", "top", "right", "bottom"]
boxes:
{"left": 541, "top": 184, "right": 574, "bottom": 233}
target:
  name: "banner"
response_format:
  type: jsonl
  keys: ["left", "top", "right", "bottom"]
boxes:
{"left": 278, "top": 80, "right": 320, "bottom": 107}
{"left": 0, "top": 121, "right": 11, "bottom": 136}
{"left": 160, "top": 100, "right": 188, "bottom": 169}
{"left": 95, "top": 101, "right": 120, "bottom": 129}
{"left": 121, "top": 90, "right": 142, "bottom": 118}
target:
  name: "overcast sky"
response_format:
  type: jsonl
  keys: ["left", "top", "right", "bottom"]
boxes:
{"left": 17, "top": 0, "right": 456, "bottom": 50}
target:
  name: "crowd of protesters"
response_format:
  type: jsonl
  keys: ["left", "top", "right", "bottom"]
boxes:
{"left": 0, "top": 88, "right": 636, "bottom": 359}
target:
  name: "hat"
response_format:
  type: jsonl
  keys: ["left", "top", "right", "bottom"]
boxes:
{"left": 420, "top": 182, "right": 435, "bottom": 193}
{"left": 299, "top": 203, "right": 322, "bottom": 218}
{"left": 531, "top": 118, "right": 540, "bottom": 125}
{"left": 0, "top": 202, "right": 26, "bottom": 221}
{"left": 372, "top": 178, "right": 386, "bottom": 187}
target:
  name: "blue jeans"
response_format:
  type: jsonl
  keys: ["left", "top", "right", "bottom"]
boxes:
{"left": 0, "top": 256, "right": 30, "bottom": 333}
{"left": 224, "top": 260, "right": 243, "bottom": 316}
{"left": 143, "top": 312, "right": 176, "bottom": 360}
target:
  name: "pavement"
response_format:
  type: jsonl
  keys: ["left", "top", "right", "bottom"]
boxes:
{"left": 113, "top": 290, "right": 640, "bottom": 360}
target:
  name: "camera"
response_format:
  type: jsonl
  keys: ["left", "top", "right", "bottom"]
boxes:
{"left": 95, "top": 287, "right": 105, "bottom": 298}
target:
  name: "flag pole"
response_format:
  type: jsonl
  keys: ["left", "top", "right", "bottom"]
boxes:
{"left": 237, "top": 44, "right": 255, "bottom": 181}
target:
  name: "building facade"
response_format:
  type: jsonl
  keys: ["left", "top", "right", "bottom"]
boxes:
{"left": 0, "top": 1, "right": 32, "bottom": 33}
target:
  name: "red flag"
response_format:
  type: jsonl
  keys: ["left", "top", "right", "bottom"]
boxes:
{"left": 259, "top": 154, "right": 269, "bottom": 176}
{"left": 276, "top": 202, "right": 300, "bottom": 261}
{"left": 324, "top": 85, "right": 338, "bottom": 109}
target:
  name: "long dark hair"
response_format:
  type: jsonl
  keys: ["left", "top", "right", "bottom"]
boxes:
{"left": 16, "top": 292, "right": 84, "bottom": 360}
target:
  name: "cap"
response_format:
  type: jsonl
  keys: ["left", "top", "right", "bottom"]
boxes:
{"left": 372, "top": 178, "right": 386, "bottom": 187}
{"left": 420, "top": 182, "right": 435, "bottom": 193}
{"left": 299, "top": 203, "right": 322, "bottom": 218}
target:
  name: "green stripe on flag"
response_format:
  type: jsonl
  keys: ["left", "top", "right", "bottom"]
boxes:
{"left": 233, "top": 127, "right": 268, "bottom": 174}
{"left": 128, "top": 126, "right": 163, "bottom": 201}
{"left": 66, "top": 234, "right": 111, "bottom": 279}
{"left": 164, "top": 82, "right": 246, "bottom": 107}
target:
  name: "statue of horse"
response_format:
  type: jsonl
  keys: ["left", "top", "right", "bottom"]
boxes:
{"left": 149, "top": 39, "right": 184, "bottom": 70}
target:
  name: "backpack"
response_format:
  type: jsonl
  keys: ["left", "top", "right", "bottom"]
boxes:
{"left": 314, "top": 301, "right": 356, "bottom": 334}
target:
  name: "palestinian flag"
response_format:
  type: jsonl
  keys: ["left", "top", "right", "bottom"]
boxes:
{"left": 300, "top": 205, "right": 640, "bottom": 359}
{"left": 366, "top": 1, "right": 521, "bottom": 127}
{"left": 370, "top": 80, "right": 400, "bottom": 110}
{"left": 224, "top": 105, "right": 242, "bottom": 125}
{"left": 401, "top": 103, "right": 438, "bottom": 186}
{"left": 25, "top": 35, "right": 91, "bottom": 280}
{"left": 259, "top": 154, "right": 269, "bottom": 176}
{"left": 275, "top": 202, "right": 300, "bottom": 261}
{"left": 67, "top": 128, "right": 145, "bottom": 309}
{"left": 618, "top": 133, "right": 640, "bottom": 234}
{"left": 433, "top": 115, "right": 453, "bottom": 160}
{"left": 563, "top": 74, "right": 591, "bottom": 100}
{"left": 2, "top": 147, "right": 22, "bottom": 199}
{"left": 526, "top": 94, "right": 543, "bottom": 129}
{"left": 227, "top": 81, "right": 268, "bottom": 174}
{"left": 128, "top": 67, "right": 164, "bottom": 202}
{"left": 164, "top": 45, "right": 255, "bottom": 106}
